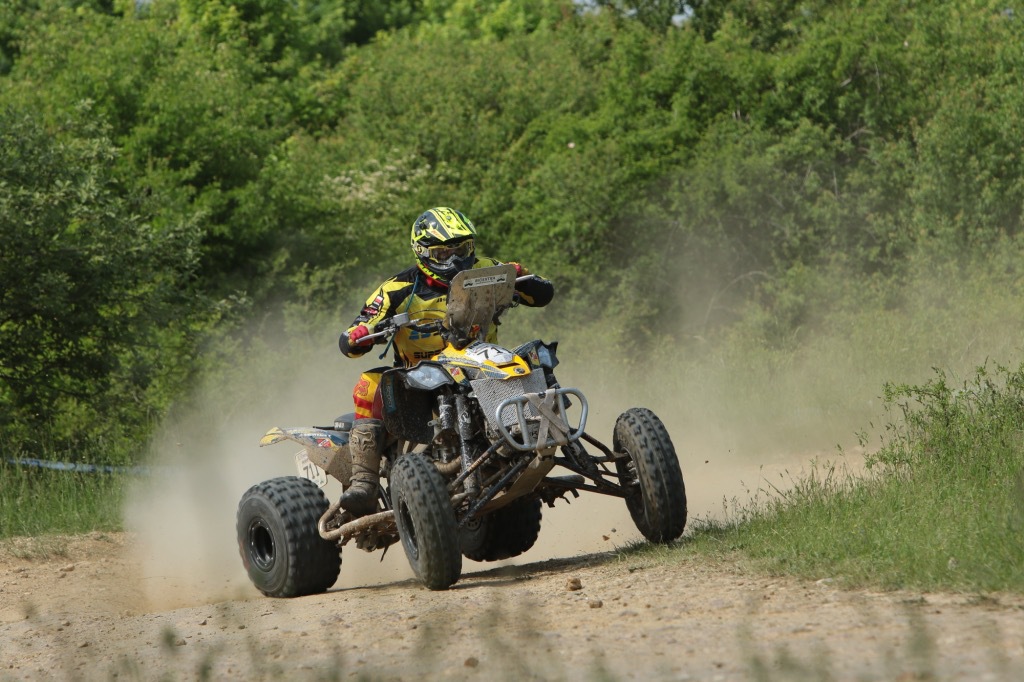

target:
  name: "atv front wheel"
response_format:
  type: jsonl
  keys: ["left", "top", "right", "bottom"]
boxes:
{"left": 613, "top": 408, "right": 687, "bottom": 543}
{"left": 460, "top": 496, "right": 543, "bottom": 562}
{"left": 236, "top": 476, "right": 341, "bottom": 598}
{"left": 391, "top": 455, "right": 462, "bottom": 590}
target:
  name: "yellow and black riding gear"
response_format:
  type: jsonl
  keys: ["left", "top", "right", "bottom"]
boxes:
{"left": 341, "top": 207, "right": 554, "bottom": 418}
{"left": 340, "top": 256, "right": 553, "bottom": 365}
{"left": 340, "top": 261, "right": 554, "bottom": 418}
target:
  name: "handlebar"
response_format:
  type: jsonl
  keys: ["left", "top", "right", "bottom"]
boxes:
{"left": 359, "top": 312, "right": 416, "bottom": 343}
{"left": 354, "top": 273, "right": 542, "bottom": 346}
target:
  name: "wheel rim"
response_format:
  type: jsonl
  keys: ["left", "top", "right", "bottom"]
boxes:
{"left": 397, "top": 497, "right": 419, "bottom": 561}
{"left": 461, "top": 517, "right": 483, "bottom": 537}
{"left": 459, "top": 516, "right": 486, "bottom": 552}
{"left": 616, "top": 455, "right": 648, "bottom": 522}
{"left": 248, "top": 518, "right": 276, "bottom": 572}
{"left": 616, "top": 452, "right": 639, "bottom": 490}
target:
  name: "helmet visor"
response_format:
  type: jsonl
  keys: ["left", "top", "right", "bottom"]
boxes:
{"left": 423, "top": 239, "right": 474, "bottom": 262}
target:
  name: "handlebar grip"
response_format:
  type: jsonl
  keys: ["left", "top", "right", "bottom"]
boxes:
{"left": 360, "top": 328, "right": 391, "bottom": 342}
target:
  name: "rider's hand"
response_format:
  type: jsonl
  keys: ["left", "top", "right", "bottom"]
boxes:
{"left": 348, "top": 325, "right": 372, "bottom": 346}
{"left": 509, "top": 262, "right": 530, "bottom": 277}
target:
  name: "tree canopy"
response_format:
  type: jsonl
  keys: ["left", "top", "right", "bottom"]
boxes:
{"left": 2, "top": 0, "right": 1023, "bottom": 462}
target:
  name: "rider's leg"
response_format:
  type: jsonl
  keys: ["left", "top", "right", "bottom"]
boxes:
{"left": 352, "top": 370, "right": 384, "bottom": 420}
{"left": 339, "top": 418, "right": 383, "bottom": 516}
{"left": 342, "top": 369, "right": 387, "bottom": 516}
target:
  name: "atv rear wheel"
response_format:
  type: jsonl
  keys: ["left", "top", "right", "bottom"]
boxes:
{"left": 460, "top": 496, "right": 543, "bottom": 562}
{"left": 613, "top": 408, "right": 687, "bottom": 543}
{"left": 236, "top": 476, "right": 341, "bottom": 598}
{"left": 391, "top": 454, "right": 462, "bottom": 590}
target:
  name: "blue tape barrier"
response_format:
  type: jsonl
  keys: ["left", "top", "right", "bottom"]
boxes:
{"left": 3, "top": 457, "right": 152, "bottom": 476}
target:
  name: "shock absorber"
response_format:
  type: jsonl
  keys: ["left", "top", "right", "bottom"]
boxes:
{"left": 435, "top": 394, "right": 459, "bottom": 463}
{"left": 455, "top": 394, "right": 480, "bottom": 496}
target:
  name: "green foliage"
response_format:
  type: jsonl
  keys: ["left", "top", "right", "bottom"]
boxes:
{"left": 3, "top": 0, "right": 1024, "bottom": 474}
{"left": 688, "top": 0, "right": 807, "bottom": 48}
{"left": 0, "top": 0, "right": 33, "bottom": 75}
{"left": 413, "top": 0, "right": 573, "bottom": 40}
{"left": 594, "top": 0, "right": 687, "bottom": 31}
{"left": 6, "top": 0, "right": 1020, "bottom": 339}
{"left": 0, "top": 107, "right": 201, "bottom": 461}
{"left": 175, "top": 0, "right": 426, "bottom": 65}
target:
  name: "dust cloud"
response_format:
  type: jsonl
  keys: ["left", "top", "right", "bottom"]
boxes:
{"left": 120, "top": 330, "right": 419, "bottom": 610}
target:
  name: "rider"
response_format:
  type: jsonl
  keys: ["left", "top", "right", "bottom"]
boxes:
{"left": 337, "top": 207, "right": 554, "bottom": 516}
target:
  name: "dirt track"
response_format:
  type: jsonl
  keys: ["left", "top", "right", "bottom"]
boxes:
{"left": 2, "top": 531, "right": 1023, "bottom": 682}
{"left": 2, "top": 382, "right": 1021, "bottom": 681}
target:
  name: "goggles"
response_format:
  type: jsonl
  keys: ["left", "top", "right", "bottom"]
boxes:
{"left": 419, "top": 239, "right": 474, "bottom": 262}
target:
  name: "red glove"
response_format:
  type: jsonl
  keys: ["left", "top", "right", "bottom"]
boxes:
{"left": 348, "top": 325, "right": 372, "bottom": 346}
{"left": 509, "top": 262, "right": 530, "bottom": 277}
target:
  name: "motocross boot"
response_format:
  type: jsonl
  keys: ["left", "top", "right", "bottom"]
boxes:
{"left": 339, "top": 419, "right": 383, "bottom": 517}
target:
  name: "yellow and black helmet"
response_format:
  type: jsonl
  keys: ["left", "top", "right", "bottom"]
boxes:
{"left": 410, "top": 207, "right": 477, "bottom": 279}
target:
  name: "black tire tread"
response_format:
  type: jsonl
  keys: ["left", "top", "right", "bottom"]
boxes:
{"left": 461, "top": 497, "right": 543, "bottom": 562}
{"left": 236, "top": 476, "right": 341, "bottom": 598}
{"left": 614, "top": 408, "right": 687, "bottom": 543}
{"left": 392, "top": 455, "right": 462, "bottom": 590}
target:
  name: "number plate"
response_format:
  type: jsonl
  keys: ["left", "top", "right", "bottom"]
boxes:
{"left": 294, "top": 450, "right": 328, "bottom": 488}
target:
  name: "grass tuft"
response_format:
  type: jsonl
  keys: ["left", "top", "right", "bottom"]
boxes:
{"left": 0, "top": 459, "right": 127, "bottom": 540}
{"left": 686, "top": 362, "right": 1024, "bottom": 592}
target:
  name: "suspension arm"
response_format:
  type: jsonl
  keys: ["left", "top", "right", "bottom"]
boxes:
{"left": 457, "top": 457, "right": 532, "bottom": 527}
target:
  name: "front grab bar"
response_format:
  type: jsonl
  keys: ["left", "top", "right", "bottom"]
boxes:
{"left": 494, "top": 388, "right": 588, "bottom": 452}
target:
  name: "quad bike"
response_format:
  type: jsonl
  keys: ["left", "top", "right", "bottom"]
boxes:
{"left": 237, "top": 264, "right": 687, "bottom": 595}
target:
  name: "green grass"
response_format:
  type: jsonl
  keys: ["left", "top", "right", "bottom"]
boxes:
{"left": 683, "top": 362, "right": 1024, "bottom": 592}
{"left": 0, "top": 460, "right": 128, "bottom": 539}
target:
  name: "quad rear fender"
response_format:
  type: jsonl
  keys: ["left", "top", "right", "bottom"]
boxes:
{"left": 259, "top": 426, "right": 353, "bottom": 485}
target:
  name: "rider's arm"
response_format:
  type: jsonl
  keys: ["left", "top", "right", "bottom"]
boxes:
{"left": 474, "top": 257, "right": 555, "bottom": 308}
{"left": 508, "top": 262, "right": 554, "bottom": 308}
{"left": 339, "top": 285, "right": 395, "bottom": 357}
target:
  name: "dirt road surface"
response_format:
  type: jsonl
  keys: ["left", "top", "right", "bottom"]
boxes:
{"left": 2, "top": 528, "right": 1023, "bottom": 682}
{"left": 3, "top": 367, "right": 1022, "bottom": 682}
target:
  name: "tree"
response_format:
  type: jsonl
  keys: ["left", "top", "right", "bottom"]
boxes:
{"left": 0, "top": 107, "right": 200, "bottom": 459}
{"left": 594, "top": 0, "right": 688, "bottom": 31}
